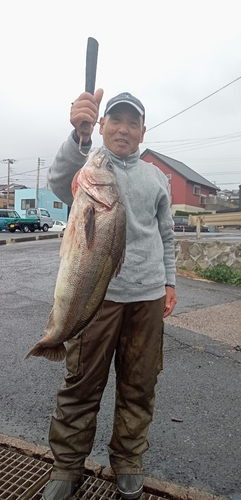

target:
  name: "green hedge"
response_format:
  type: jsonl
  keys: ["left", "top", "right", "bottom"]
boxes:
{"left": 175, "top": 210, "right": 212, "bottom": 216}
{"left": 197, "top": 264, "right": 241, "bottom": 286}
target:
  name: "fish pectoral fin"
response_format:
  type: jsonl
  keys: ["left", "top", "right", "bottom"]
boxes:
{"left": 84, "top": 204, "right": 95, "bottom": 249}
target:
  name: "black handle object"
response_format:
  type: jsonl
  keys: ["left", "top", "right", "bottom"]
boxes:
{"left": 79, "top": 37, "right": 99, "bottom": 155}
{"left": 85, "top": 37, "right": 99, "bottom": 94}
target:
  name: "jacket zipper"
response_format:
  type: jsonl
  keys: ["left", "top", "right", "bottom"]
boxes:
{"left": 122, "top": 158, "right": 129, "bottom": 195}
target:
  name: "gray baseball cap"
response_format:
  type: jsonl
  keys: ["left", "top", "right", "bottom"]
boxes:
{"left": 104, "top": 92, "right": 145, "bottom": 122}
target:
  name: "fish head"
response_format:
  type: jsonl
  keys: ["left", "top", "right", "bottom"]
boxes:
{"left": 74, "top": 148, "right": 121, "bottom": 209}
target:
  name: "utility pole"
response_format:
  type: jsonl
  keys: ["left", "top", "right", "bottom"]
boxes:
{"left": 36, "top": 158, "right": 45, "bottom": 207}
{"left": 1, "top": 159, "right": 16, "bottom": 207}
{"left": 36, "top": 157, "right": 40, "bottom": 208}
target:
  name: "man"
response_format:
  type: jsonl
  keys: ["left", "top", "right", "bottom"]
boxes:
{"left": 43, "top": 90, "right": 177, "bottom": 500}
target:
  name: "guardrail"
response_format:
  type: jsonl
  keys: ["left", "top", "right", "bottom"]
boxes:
{"left": 188, "top": 212, "right": 241, "bottom": 239}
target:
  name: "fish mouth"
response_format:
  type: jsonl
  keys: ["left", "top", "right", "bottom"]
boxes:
{"left": 81, "top": 168, "right": 114, "bottom": 188}
{"left": 84, "top": 176, "right": 113, "bottom": 187}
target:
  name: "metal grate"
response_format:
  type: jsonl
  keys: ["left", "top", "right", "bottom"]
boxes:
{"left": 73, "top": 476, "right": 167, "bottom": 500}
{"left": 0, "top": 447, "right": 51, "bottom": 500}
{"left": 0, "top": 446, "right": 167, "bottom": 500}
{"left": 73, "top": 476, "right": 122, "bottom": 500}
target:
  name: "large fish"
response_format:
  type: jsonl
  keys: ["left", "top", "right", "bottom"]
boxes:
{"left": 26, "top": 148, "right": 126, "bottom": 362}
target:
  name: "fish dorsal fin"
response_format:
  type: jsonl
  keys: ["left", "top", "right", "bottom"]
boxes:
{"left": 84, "top": 204, "right": 95, "bottom": 249}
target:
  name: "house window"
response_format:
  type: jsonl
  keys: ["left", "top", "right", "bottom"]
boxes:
{"left": 21, "top": 199, "right": 35, "bottom": 210}
{"left": 54, "top": 201, "right": 63, "bottom": 209}
{"left": 193, "top": 185, "right": 201, "bottom": 195}
{"left": 200, "top": 195, "right": 207, "bottom": 204}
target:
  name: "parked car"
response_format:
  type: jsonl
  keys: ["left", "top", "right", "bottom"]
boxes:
{"left": 173, "top": 216, "right": 209, "bottom": 233}
{"left": 51, "top": 220, "right": 67, "bottom": 232}
{"left": 173, "top": 222, "right": 196, "bottom": 232}
{"left": 173, "top": 223, "right": 209, "bottom": 233}
{"left": 0, "top": 209, "right": 21, "bottom": 231}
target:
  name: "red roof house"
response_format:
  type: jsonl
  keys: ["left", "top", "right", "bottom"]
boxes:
{"left": 140, "top": 149, "right": 219, "bottom": 213}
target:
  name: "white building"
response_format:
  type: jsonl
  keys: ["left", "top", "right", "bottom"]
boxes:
{"left": 14, "top": 188, "right": 69, "bottom": 221}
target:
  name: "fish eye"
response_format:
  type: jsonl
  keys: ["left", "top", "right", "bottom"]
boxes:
{"left": 107, "top": 162, "right": 114, "bottom": 171}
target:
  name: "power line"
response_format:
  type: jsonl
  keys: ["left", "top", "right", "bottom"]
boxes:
{"left": 146, "top": 75, "right": 241, "bottom": 132}
{"left": 143, "top": 131, "right": 241, "bottom": 156}
{"left": 144, "top": 131, "right": 241, "bottom": 144}
{"left": 0, "top": 164, "right": 49, "bottom": 180}
{"left": 7, "top": 170, "right": 239, "bottom": 181}
{"left": 200, "top": 171, "right": 241, "bottom": 176}
{"left": 177, "top": 156, "right": 240, "bottom": 162}
{"left": 8, "top": 155, "right": 55, "bottom": 162}
{"left": 147, "top": 137, "right": 241, "bottom": 155}
{"left": 212, "top": 182, "right": 240, "bottom": 186}
{"left": 143, "top": 139, "right": 241, "bottom": 156}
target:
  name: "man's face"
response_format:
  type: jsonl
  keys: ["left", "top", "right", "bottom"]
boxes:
{"left": 99, "top": 103, "right": 146, "bottom": 157}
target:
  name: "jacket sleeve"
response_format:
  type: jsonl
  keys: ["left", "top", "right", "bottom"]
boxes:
{"left": 47, "top": 132, "right": 92, "bottom": 207}
{"left": 157, "top": 177, "right": 176, "bottom": 287}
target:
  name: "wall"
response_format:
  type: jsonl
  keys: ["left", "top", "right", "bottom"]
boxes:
{"left": 14, "top": 188, "right": 69, "bottom": 221}
{"left": 172, "top": 203, "right": 206, "bottom": 214}
{"left": 205, "top": 195, "right": 234, "bottom": 212}
{"left": 185, "top": 182, "right": 212, "bottom": 209}
{"left": 0, "top": 193, "right": 14, "bottom": 208}
{"left": 175, "top": 239, "right": 241, "bottom": 271}
{"left": 141, "top": 152, "right": 187, "bottom": 206}
{"left": 141, "top": 151, "right": 215, "bottom": 213}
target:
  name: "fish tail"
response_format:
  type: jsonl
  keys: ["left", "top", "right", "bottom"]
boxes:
{"left": 25, "top": 342, "right": 66, "bottom": 362}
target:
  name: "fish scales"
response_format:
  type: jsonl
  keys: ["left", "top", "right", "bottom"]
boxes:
{"left": 26, "top": 148, "right": 126, "bottom": 362}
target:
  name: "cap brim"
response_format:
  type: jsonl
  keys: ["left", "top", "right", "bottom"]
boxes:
{"left": 105, "top": 100, "right": 144, "bottom": 116}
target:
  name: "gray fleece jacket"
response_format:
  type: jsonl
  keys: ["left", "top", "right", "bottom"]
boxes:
{"left": 48, "top": 132, "right": 176, "bottom": 302}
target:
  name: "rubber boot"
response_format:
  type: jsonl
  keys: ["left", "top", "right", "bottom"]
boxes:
{"left": 116, "top": 474, "right": 144, "bottom": 499}
{"left": 42, "top": 480, "right": 77, "bottom": 500}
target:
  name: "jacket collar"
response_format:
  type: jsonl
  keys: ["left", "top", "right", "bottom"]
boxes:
{"left": 105, "top": 147, "right": 140, "bottom": 169}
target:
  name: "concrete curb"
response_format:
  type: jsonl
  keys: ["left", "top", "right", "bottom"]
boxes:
{"left": 0, "top": 232, "right": 63, "bottom": 244}
{"left": 35, "top": 233, "right": 60, "bottom": 241}
{"left": 9, "top": 235, "right": 38, "bottom": 243}
{"left": 0, "top": 434, "right": 227, "bottom": 500}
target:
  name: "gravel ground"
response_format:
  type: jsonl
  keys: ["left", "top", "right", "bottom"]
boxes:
{"left": 165, "top": 298, "right": 241, "bottom": 347}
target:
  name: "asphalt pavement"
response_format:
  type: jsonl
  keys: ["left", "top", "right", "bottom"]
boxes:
{"left": 0, "top": 237, "right": 241, "bottom": 500}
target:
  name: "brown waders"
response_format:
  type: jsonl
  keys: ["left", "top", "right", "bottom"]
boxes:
{"left": 49, "top": 298, "right": 165, "bottom": 482}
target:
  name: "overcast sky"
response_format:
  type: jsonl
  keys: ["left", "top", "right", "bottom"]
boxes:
{"left": 1, "top": 0, "right": 241, "bottom": 192}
